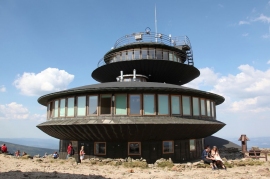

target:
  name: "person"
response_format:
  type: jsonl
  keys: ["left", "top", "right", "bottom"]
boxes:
{"left": 53, "top": 152, "right": 58, "bottom": 159}
{"left": 1, "top": 144, "right": 7, "bottom": 153}
{"left": 15, "top": 150, "right": 20, "bottom": 157}
{"left": 22, "top": 151, "right": 27, "bottom": 156}
{"left": 201, "top": 145, "right": 215, "bottom": 170}
{"left": 66, "top": 142, "right": 73, "bottom": 159}
{"left": 79, "top": 146, "right": 85, "bottom": 163}
{"left": 211, "top": 146, "right": 226, "bottom": 170}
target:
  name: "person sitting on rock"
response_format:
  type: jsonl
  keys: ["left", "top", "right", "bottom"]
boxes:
{"left": 53, "top": 152, "right": 58, "bottom": 159}
{"left": 15, "top": 150, "right": 20, "bottom": 157}
{"left": 1, "top": 144, "right": 7, "bottom": 153}
{"left": 201, "top": 145, "right": 215, "bottom": 170}
{"left": 211, "top": 146, "right": 226, "bottom": 170}
{"left": 22, "top": 151, "right": 27, "bottom": 156}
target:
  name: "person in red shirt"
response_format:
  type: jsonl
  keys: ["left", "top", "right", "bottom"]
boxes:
{"left": 1, "top": 144, "right": 7, "bottom": 153}
{"left": 66, "top": 142, "right": 73, "bottom": 159}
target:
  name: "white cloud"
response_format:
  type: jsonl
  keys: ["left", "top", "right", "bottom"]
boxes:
{"left": 262, "top": 33, "right": 270, "bottom": 38}
{"left": 0, "top": 85, "right": 6, "bottom": 92}
{"left": 13, "top": 68, "right": 74, "bottom": 96}
{"left": 0, "top": 102, "right": 45, "bottom": 122}
{"left": 239, "top": 21, "right": 250, "bottom": 25}
{"left": 184, "top": 67, "right": 219, "bottom": 89}
{"left": 253, "top": 14, "right": 270, "bottom": 24}
{"left": 218, "top": 4, "right": 224, "bottom": 8}
{"left": 185, "top": 64, "right": 270, "bottom": 116}
{"left": 242, "top": 33, "right": 249, "bottom": 36}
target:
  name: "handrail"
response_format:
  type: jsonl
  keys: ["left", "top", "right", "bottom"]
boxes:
{"left": 97, "top": 32, "right": 194, "bottom": 67}
{"left": 114, "top": 32, "right": 191, "bottom": 48}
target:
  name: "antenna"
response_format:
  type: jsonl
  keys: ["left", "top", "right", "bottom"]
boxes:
{"left": 155, "top": 5, "right": 157, "bottom": 42}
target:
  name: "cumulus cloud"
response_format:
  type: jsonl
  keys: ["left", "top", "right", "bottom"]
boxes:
{"left": 185, "top": 64, "right": 270, "bottom": 117}
{"left": 0, "top": 85, "right": 6, "bottom": 92}
{"left": 0, "top": 102, "right": 46, "bottom": 122}
{"left": 13, "top": 68, "right": 74, "bottom": 96}
{"left": 239, "top": 21, "right": 250, "bottom": 25}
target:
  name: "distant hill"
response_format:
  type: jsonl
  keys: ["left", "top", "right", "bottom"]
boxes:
{"left": 0, "top": 138, "right": 59, "bottom": 149}
{"left": 0, "top": 141, "right": 57, "bottom": 156}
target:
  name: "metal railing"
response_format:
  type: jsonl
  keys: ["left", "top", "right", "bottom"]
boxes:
{"left": 114, "top": 32, "right": 191, "bottom": 48}
{"left": 97, "top": 32, "right": 194, "bottom": 67}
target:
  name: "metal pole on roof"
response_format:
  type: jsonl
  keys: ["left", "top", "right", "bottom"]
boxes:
{"left": 155, "top": 5, "right": 157, "bottom": 43}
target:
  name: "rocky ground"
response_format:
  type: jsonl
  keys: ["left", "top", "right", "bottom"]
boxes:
{"left": 0, "top": 154, "right": 270, "bottom": 179}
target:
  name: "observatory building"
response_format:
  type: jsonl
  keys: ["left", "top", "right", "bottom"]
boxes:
{"left": 37, "top": 29, "right": 225, "bottom": 163}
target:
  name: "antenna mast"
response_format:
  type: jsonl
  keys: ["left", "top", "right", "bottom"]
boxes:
{"left": 155, "top": 5, "right": 157, "bottom": 42}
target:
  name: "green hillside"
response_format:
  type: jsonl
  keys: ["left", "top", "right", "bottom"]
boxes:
{"left": 0, "top": 141, "right": 57, "bottom": 156}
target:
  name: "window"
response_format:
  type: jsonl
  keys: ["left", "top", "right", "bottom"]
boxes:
{"left": 192, "top": 97, "right": 200, "bottom": 116}
{"left": 89, "top": 95, "right": 98, "bottom": 115}
{"left": 182, "top": 96, "right": 191, "bottom": 115}
{"left": 206, "top": 100, "right": 211, "bottom": 116}
{"left": 143, "top": 94, "right": 155, "bottom": 115}
{"left": 67, "top": 97, "right": 74, "bottom": 117}
{"left": 100, "top": 94, "right": 111, "bottom": 114}
{"left": 190, "top": 139, "right": 196, "bottom": 151}
{"left": 158, "top": 94, "right": 169, "bottom": 115}
{"left": 59, "top": 99, "right": 66, "bottom": 117}
{"left": 163, "top": 51, "right": 168, "bottom": 60}
{"left": 163, "top": 141, "right": 174, "bottom": 154}
{"left": 127, "top": 50, "right": 133, "bottom": 60}
{"left": 54, "top": 100, "right": 59, "bottom": 118}
{"left": 121, "top": 52, "right": 126, "bottom": 61}
{"left": 156, "top": 49, "right": 162, "bottom": 59}
{"left": 200, "top": 99, "right": 206, "bottom": 115}
{"left": 94, "top": 142, "right": 106, "bottom": 155}
{"left": 134, "top": 49, "right": 140, "bottom": 59}
{"left": 129, "top": 94, "right": 141, "bottom": 115}
{"left": 128, "top": 142, "right": 141, "bottom": 155}
{"left": 115, "top": 94, "right": 127, "bottom": 115}
{"left": 169, "top": 52, "right": 173, "bottom": 61}
{"left": 141, "top": 49, "right": 148, "bottom": 59}
{"left": 77, "top": 96, "right": 86, "bottom": 116}
{"left": 47, "top": 103, "right": 50, "bottom": 119}
{"left": 149, "top": 49, "right": 155, "bottom": 59}
{"left": 211, "top": 101, "right": 215, "bottom": 117}
{"left": 171, "top": 95, "right": 181, "bottom": 115}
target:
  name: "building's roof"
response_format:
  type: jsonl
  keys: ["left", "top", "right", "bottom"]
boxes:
{"left": 37, "top": 117, "right": 225, "bottom": 141}
{"left": 92, "top": 60, "right": 199, "bottom": 85}
{"left": 38, "top": 81, "right": 225, "bottom": 106}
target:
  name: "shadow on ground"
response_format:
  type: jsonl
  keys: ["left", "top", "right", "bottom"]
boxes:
{"left": 0, "top": 170, "right": 108, "bottom": 179}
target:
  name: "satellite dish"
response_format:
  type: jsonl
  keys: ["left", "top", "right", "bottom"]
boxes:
{"left": 145, "top": 27, "right": 151, "bottom": 34}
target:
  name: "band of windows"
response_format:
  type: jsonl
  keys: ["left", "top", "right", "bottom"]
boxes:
{"left": 47, "top": 94, "right": 216, "bottom": 119}
{"left": 105, "top": 48, "right": 185, "bottom": 64}
{"left": 82, "top": 140, "right": 195, "bottom": 156}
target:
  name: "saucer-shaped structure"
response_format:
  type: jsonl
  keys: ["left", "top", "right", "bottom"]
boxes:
{"left": 37, "top": 31, "right": 225, "bottom": 163}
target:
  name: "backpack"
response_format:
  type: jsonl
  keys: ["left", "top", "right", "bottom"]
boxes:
{"left": 71, "top": 147, "right": 75, "bottom": 155}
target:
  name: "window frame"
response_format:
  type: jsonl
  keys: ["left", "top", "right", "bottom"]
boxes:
{"left": 182, "top": 95, "right": 191, "bottom": 116}
{"left": 157, "top": 94, "right": 170, "bottom": 116}
{"left": 58, "top": 98, "right": 66, "bottom": 117}
{"left": 170, "top": 95, "right": 182, "bottom": 116}
{"left": 128, "top": 94, "right": 142, "bottom": 116}
{"left": 162, "top": 141, "right": 174, "bottom": 154}
{"left": 143, "top": 94, "right": 156, "bottom": 115}
{"left": 53, "top": 100, "right": 59, "bottom": 118}
{"left": 66, "top": 97, "right": 75, "bottom": 117}
{"left": 94, "top": 142, "right": 106, "bottom": 155}
{"left": 192, "top": 97, "right": 200, "bottom": 116}
{"left": 200, "top": 98, "right": 206, "bottom": 116}
{"left": 77, "top": 95, "right": 87, "bottom": 116}
{"left": 114, "top": 93, "right": 128, "bottom": 115}
{"left": 87, "top": 94, "right": 98, "bottom": 116}
{"left": 128, "top": 142, "right": 141, "bottom": 155}
{"left": 189, "top": 139, "right": 196, "bottom": 151}
{"left": 99, "top": 94, "right": 112, "bottom": 115}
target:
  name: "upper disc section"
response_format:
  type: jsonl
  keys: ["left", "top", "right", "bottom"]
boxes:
{"left": 91, "top": 31, "right": 200, "bottom": 85}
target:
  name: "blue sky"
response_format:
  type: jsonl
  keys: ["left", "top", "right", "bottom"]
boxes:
{"left": 0, "top": 0, "right": 270, "bottom": 142}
